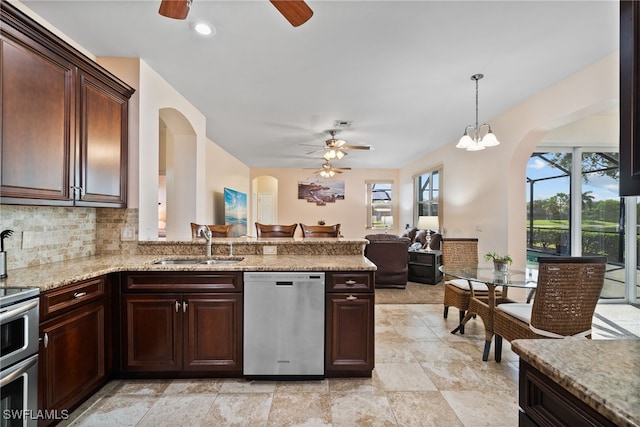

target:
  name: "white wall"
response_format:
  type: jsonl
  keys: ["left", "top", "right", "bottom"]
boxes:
{"left": 250, "top": 168, "right": 400, "bottom": 238}
{"left": 399, "top": 53, "right": 619, "bottom": 267}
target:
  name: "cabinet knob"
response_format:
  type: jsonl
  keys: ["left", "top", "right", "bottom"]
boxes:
{"left": 183, "top": 301, "right": 188, "bottom": 312}
{"left": 345, "top": 280, "right": 356, "bottom": 285}
{"left": 43, "top": 332, "right": 49, "bottom": 348}
{"left": 175, "top": 301, "right": 180, "bottom": 313}
{"left": 346, "top": 295, "right": 357, "bottom": 301}
{"left": 73, "top": 291, "right": 87, "bottom": 299}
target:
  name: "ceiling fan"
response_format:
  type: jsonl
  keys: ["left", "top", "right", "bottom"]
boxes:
{"left": 158, "top": 0, "right": 313, "bottom": 27}
{"left": 305, "top": 130, "right": 373, "bottom": 161}
{"left": 308, "top": 160, "right": 351, "bottom": 178}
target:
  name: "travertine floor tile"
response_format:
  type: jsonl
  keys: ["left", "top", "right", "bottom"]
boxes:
{"left": 204, "top": 392, "right": 272, "bottom": 426}
{"left": 73, "top": 395, "right": 156, "bottom": 426}
{"left": 330, "top": 392, "right": 398, "bottom": 426}
{"left": 386, "top": 391, "right": 464, "bottom": 427}
{"left": 137, "top": 394, "right": 216, "bottom": 427}
{"left": 266, "top": 392, "right": 331, "bottom": 426}
{"left": 374, "top": 362, "right": 438, "bottom": 391}
{"left": 441, "top": 389, "right": 519, "bottom": 427}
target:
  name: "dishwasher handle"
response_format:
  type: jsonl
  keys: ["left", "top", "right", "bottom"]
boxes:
{"left": 276, "top": 281, "right": 294, "bottom": 286}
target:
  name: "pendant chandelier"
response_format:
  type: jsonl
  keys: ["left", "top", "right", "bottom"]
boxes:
{"left": 456, "top": 73, "right": 500, "bottom": 151}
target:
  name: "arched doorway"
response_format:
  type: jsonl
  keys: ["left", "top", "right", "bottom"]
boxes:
{"left": 159, "top": 108, "right": 197, "bottom": 240}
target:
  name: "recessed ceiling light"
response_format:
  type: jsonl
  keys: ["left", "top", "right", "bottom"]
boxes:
{"left": 192, "top": 21, "right": 215, "bottom": 37}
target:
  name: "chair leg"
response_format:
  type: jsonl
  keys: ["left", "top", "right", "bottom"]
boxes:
{"left": 494, "top": 335, "right": 503, "bottom": 363}
{"left": 458, "top": 310, "right": 465, "bottom": 334}
{"left": 443, "top": 306, "right": 449, "bottom": 319}
{"left": 482, "top": 340, "right": 492, "bottom": 362}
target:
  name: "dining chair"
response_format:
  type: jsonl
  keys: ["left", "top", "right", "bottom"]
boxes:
{"left": 190, "top": 223, "right": 232, "bottom": 238}
{"left": 299, "top": 223, "right": 340, "bottom": 237}
{"left": 493, "top": 256, "right": 606, "bottom": 362}
{"left": 442, "top": 238, "right": 498, "bottom": 334}
{"left": 255, "top": 222, "right": 297, "bottom": 237}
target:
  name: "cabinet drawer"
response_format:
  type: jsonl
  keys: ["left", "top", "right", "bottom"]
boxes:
{"left": 41, "top": 277, "right": 105, "bottom": 320}
{"left": 326, "top": 272, "right": 373, "bottom": 292}
{"left": 124, "top": 272, "right": 243, "bottom": 292}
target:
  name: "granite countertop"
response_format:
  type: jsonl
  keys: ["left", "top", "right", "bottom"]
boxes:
{"left": 512, "top": 339, "right": 640, "bottom": 426}
{"left": 0, "top": 253, "right": 376, "bottom": 291}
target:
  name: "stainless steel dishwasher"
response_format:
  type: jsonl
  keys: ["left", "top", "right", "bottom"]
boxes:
{"left": 243, "top": 272, "right": 325, "bottom": 379}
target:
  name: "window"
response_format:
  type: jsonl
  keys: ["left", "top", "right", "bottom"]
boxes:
{"left": 366, "top": 181, "right": 393, "bottom": 229}
{"left": 414, "top": 168, "right": 441, "bottom": 225}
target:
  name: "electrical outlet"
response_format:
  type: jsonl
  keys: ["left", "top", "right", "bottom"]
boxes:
{"left": 263, "top": 246, "right": 277, "bottom": 255}
{"left": 121, "top": 227, "right": 135, "bottom": 241}
{"left": 22, "top": 231, "right": 36, "bottom": 249}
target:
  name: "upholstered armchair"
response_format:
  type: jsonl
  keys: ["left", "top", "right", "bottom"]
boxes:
{"left": 364, "top": 234, "right": 412, "bottom": 288}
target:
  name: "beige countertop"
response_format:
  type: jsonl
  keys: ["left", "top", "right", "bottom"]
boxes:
{"left": 512, "top": 338, "right": 640, "bottom": 426}
{"left": 0, "top": 253, "right": 376, "bottom": 291}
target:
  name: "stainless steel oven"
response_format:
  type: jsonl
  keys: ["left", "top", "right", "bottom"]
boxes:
{"left": 0, "top": 287, "right": 40, "bottom": 427}
{"left": 1, "top": 354, "right": 38, "bottom": 427}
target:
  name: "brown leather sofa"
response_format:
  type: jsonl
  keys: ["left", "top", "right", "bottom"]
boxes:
{"left": 364, "top": 234, "right": 412, "bottom": 288}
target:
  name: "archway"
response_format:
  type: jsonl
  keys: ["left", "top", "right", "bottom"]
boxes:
{"left": 159, "top": 108, "right": 197, "bottom": 240}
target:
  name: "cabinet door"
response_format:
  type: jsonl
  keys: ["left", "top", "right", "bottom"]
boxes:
{"left": 123, "top": 294, "right": 182, "bottom": 372}
{"left": 183, "top": 294, "right": 242, "bottom": 372}
{"left": 39, "top": 300, "right": 105, "bottom": 417}
{"left": 75, "top": 71, "right": 128, "bottom": 207}
{"left": 0, "top": 33, "right": 74, "bottom": 205}
{"left": 325, "top": 293, "right": 374, "bottom": 376}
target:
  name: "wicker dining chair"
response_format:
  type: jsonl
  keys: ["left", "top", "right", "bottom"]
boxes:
{"left": 300, "top": 223, "right": 341, "bottom": 237}
{"left": 493, "top": 256, "right": 607, "bottom": 362}
{"left": 190, "top": 223, "right": 233, "bottom": 237}
{"left": 442, "top": 238, "right": 497, "bottom": 333}
{"left": 255, "top": 222, "right": 297, "bottom": 237}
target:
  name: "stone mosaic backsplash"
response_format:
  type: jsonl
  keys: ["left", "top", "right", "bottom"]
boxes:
{"left": 0, "top": 205, "right": 138, "bottom": 270}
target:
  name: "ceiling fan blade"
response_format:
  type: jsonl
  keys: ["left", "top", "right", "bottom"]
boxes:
{"left": 305, "top": 148, "right": 324, "bottom": 155}
{"left": 159, "top": 0, "right": 191, "bottom": 19}
{"left": 342, "top": 145, "right": 372, "bottom": 150}
{"left": 269, "top": 0, "right": 313, "bottom": 27}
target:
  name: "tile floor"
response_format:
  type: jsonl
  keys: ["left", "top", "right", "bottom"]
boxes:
{"left": 60, "top": 302, "right": 639, "bottom": 427}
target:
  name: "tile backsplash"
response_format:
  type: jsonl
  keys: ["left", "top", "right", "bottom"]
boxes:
{"left": 0, "top": 205, "right": 138, "bottom": 270}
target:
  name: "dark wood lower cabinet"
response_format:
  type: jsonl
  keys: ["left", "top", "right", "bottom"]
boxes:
{"left": 121, "top": 272, "right": 243, "bottom": 376}
{"left": 38, "top": 276, "right": 112, "bottom": 426}
{"left": 325, "top": 271, "right": 375, "bottom": 377}
{"left": 518, "top": 359, "right": 616, "bottom": 427}
{"left": 122, "top": 292, "right": 242, "bottom": 374}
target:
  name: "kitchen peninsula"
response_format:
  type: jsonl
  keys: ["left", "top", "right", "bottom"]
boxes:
{"left": 1, "top": 237, "right": 375, "bottom": 424}
{"left": 512, "top": 338, "right": 640, "bottom": 426}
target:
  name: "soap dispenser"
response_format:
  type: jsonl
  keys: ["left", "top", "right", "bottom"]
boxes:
{"left": 0, "top": 229, "right": 13, "bottom": 279}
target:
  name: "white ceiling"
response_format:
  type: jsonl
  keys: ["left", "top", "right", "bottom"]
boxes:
{"left": 19, "top": 0, "right": 619, "bottom": 169}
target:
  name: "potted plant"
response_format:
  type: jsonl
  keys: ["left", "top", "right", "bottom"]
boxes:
{"left": 484, "top": 252, "right": 513, "bottom": 272}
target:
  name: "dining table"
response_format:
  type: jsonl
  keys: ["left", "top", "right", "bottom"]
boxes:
{"left": 440, "top": 265, "right": 538, "bottom": 361}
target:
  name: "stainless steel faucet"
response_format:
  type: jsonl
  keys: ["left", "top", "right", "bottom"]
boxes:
{"left": 196, "top": 225, "right": 213, "bottom": 257}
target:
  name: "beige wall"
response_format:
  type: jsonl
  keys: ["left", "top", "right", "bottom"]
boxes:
{"left": 399, "top": 53, "right": 619, "bottom": 268}
{"left": 250, "top": 168, "right": 400, "bottom": 238}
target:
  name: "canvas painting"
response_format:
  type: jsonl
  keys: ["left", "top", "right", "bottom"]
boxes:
{"left": 298, "top": 180, "right": 345, "bottom": 206}
{"left": 224, "top": 187, "right": 248, "bottom": 237}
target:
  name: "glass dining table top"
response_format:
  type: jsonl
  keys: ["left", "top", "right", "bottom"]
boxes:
{"left": 439, "top": 265, "right": 538, "bottom": 289}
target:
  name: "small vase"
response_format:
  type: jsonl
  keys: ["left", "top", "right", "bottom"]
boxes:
{"left": 493, "top": 260, "right": 509, "bottom": 272}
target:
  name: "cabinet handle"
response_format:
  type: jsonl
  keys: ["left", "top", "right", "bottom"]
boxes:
{"left": 175, "top": 301, "right": 180, "bottom": 313}
{"left": 73, "top": 291, "right": 87, "bottom": 299}
{"left": 43, "top": 333, "right": 49, "bottom": 348}
{"left": 346, "top": 295, "right": 357, "bottom": 301}
{"left": 183, "top": 301, "right": 188, "bottom": 312}
{"left": 345, "top": 280, "right": 357, "bottom": 285}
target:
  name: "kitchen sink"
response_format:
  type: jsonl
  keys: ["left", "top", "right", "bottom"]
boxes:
{"left": 153, "top": 257, "right": 244, "bottom": 265}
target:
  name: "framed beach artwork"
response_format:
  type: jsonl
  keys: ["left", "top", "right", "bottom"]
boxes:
{"left": 224, "top": 187, "right": 248, "bottom": 237}
{"left": 298, "top": 180, "right": 345, "bottom": 206}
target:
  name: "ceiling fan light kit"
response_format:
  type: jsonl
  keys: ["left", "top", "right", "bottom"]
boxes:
{"left": 456, "top": 73, "right": 501, "bottom": 152}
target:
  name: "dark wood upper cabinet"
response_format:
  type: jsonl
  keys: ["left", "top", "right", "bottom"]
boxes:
{"left": 0, "top": 1, "right": 134, "bottom": 207}
{"left": 620, "top": 0, "right": 640, "bottom": 196}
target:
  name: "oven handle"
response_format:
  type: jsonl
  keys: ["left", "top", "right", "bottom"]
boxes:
{"left": 0, "top": 299, "right": 38, "bottom": 324}
{"left": 0, "top": 354, "right": 38, "bottom": 388}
